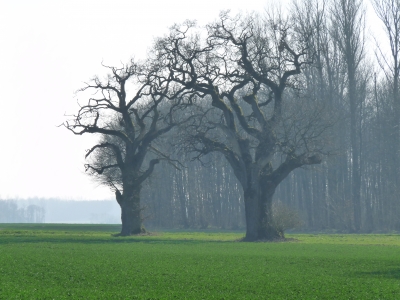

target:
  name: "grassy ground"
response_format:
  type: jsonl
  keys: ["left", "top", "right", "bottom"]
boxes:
{"left": 0, "top": 224, "right": 399, "bottom": 299}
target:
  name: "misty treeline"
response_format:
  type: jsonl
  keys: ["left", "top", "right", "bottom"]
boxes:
{"left": 0, "top": 199, "right": 121, "bottom": 224}
{"left": 0, "top": 200, "right": 45, "bottom": 223}
{"left": 64, "top": 0, "right": 400, "bottom": 238}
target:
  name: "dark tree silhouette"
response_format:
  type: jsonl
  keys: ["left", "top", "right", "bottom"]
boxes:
{"left": 155, "top": 12, "right": 330, "bottom": 240}
{"left": 63, "top": 60, "right": 187, "bottom": 235}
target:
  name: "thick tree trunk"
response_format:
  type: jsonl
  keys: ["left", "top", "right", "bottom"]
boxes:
{"left": 243, "top": 180, "right": 281, "bottom": 241}
{"left": 118, "top": 187, "right": 145, "bottom": 236}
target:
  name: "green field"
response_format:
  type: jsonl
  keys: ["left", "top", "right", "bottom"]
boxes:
{"left": 0, "top": 224, "right": 399, "bottom": 299}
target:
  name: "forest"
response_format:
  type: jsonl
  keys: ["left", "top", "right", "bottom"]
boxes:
{"left": 61, "top": 0, "right": 400, "bottom": 238}
{"left": 0, "top": 199, "right": 119, "bottom": 224}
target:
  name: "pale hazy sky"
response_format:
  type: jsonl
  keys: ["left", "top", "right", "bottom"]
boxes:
{"left": 0, "top": 0, "right": 383, "bottom": 200}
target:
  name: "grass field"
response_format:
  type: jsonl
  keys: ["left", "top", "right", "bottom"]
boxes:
{"left": 0, "top": 224, "right": 399, "bottom": 299}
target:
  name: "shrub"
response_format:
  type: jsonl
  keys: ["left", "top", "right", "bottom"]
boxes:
{"left": 272, "top": 201, "right": 304, "bottom": 235}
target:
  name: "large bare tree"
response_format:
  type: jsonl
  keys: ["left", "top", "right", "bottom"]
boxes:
{"left": 155, "top": 12, "right": 331, "bottom": 240}
{"left": 64, "top": 61, "right": 186, "bottom": 236}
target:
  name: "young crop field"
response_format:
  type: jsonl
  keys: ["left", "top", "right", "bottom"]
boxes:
{"left": 0, "top": 224, "right": 399, "bottom": 299}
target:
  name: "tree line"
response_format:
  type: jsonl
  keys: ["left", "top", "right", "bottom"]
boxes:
{"left": 64, "top": 0, "right": 400, "bottom": 239}
{"left": 0, "top": 199, "right": 123, "bottom": 224}
{"left": 0, "top": 200, "right": 45, "bottom": 223}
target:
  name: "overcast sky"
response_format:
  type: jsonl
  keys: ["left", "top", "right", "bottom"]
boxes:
{"left": 0, "top": 0, "right": 384, "bottom": 200}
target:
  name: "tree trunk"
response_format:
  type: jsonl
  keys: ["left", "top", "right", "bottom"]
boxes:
{"left": 243, "top": 178, "right": 281, "bottom": 241}
{"left": 244, "top": 188, "right": 259, "bottom": 241}
{"left": 349, "top": 75, "right": 362, "bottom": 232}
{"left": 260, "top": 180, "right": 281, "bottom": 239}
{"left": 120, "top": 201, "right": 134, "bottom": 236}
{"left": 364, "top": 195, "right": 373, "bottom": 233}
{"left": 118, "top": 187, "right": 145, "bottom": 236}
{"left": 177, "top": 172, "right": 190, "bottom": 228}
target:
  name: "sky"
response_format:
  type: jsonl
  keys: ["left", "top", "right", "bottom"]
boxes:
{"left": 0, "top": 0, "right": 384, "bottom": 200}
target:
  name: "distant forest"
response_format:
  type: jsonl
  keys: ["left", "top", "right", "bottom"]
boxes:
{"left": 0, "top": 199, "right": 119, "bottom": 224}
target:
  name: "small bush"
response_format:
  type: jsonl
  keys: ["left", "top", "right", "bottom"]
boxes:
{"left": 272, "top": 201, "right": 304, "bottom": 234}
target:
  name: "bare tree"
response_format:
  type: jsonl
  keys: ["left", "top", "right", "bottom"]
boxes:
{"left": 372, "top": 0, "right": 400, "bottom": 117}
{"left": 330, "top": 0, "right": 366, "bottom": 231}
{"left": 371, "top": 0, "right": 400, "bottom": 225}
{"left": 63, "top": 60, "right": 186, "bottom": 236}
{"left": 154, "top": 12, "right": 332, "bottom": 240}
